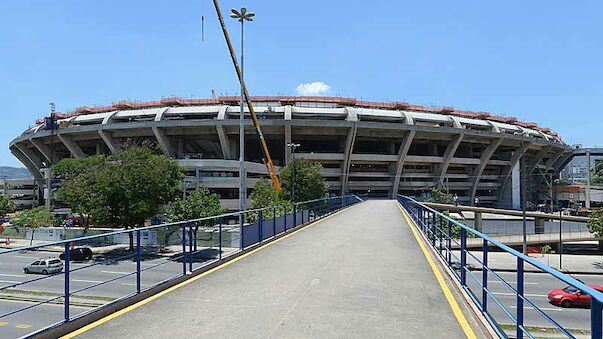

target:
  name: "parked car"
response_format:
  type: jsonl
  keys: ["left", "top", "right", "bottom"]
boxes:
{"left": 23, "top": 258, "right": 64, "bottom": 275}
{"left": 59, "top": 247, "right": 93, "bottom": 261}
{"left": 548, "top": 285, "right": 603, "bottom": 308}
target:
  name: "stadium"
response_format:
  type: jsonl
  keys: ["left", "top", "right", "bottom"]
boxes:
{"left": 9, "top": 96, "right": 573, "bottom": 210}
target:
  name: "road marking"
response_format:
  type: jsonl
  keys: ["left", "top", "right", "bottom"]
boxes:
{"left": 509, "top": 305, "right": 563, "bottom": 312}
{"left": 397, "top": 203, "right": 477, "bottom": 339}
{"left": 0, "top": 280, "right": 20, "bottom": 284}
{"left": 14, "top": 255, "right": 37, "bottom": 259}
{"left": 0, "top": 273, "right": 25, "bottom": 278}
{"left": 101, "top": 271, "right": 131, "bottom": 275}
{"left": 0, "top": 321, "right": 7, "bottom": 326}
{"left": 72, "top": 279, "right": 103, "bottom": 284}
{"left": 488, "top": 280, "right": 538, "bottom": 285}
{"left": 15, "top": 324, "right": 32, "bottom": 329}
{"left": 60, "top": 203, "right": 359, "bottom": 338}
{"left": 493, "top": 292, "right": 547, "bottom": 298}
{"left": 121, "top": 283, "right": 149, "bottom": 287}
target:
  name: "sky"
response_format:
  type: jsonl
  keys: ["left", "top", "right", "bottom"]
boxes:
{"left": 1, "top": 1, "right": 602, "bottom": 167}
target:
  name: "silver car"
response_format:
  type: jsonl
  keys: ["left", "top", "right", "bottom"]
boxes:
{"left": 23, "top": 258, "right": 64, "bottom": 275}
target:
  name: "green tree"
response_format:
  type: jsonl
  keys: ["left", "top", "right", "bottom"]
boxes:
{"left": 166, "top": 188, "right": 225, "bottom": 250}
{"left": 12, "top": 206, "right": 54, "bottom": 245}
{"left": 53, "top": 155, "right": 110, "bottom": 227}
{"left": 248, "top": 179, "right": 292, "bottom": 222}
{"left": 279, "top": 159, "right": 327, "bottom": 203}
{"left": 588, "top": 208, "right": 603, "bottom": 237}
{"left": 427, "top": 187, "right": 454, "bottom": 204}
{"left": 0, "top": 196, "right": 16, "bottom": 216}
{"left": 54, "top": 146, "right": 185, "bottom": 250}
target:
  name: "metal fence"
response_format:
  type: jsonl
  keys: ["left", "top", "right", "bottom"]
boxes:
{"left": 461, "top": 219, "right": 590, "bottom": 237}
{"left": 0, "top": 195, "right": 365, "bottom": 338}
{"left": 398, "top": 195, "right": 603, "bottom": 339}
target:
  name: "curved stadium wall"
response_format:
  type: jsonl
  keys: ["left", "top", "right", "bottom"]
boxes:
{"left": 10, "top": 96, "right": 572, "bottom": 210}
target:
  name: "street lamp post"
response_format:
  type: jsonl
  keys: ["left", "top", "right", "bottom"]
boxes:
{"left": 230, "top": 7, "right": 255, "bottom": 214}
{"left": 519, "top": 132, "right": 528, "bottom": 255}
{"left": 287, "top": 143, "right": 301, "bottom": 202}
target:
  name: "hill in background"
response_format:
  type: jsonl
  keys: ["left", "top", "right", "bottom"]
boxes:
{"left": 0, "top": 166, "right": 32, "bottom": 179}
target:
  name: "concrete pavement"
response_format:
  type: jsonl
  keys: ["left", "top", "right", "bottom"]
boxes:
{"left": 73, "top": 200, "right": 487, "bottom": 338}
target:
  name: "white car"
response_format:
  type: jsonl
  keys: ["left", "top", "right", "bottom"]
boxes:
{"left": 23, "top": 258, "right": 64, "bottom": 275}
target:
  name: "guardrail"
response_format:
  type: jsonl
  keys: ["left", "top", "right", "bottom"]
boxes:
{"left": 0, "top": 194, "right": 366, "bottom": 337}
{"left": 398, "top": 195, "right": 603, "bottom": 339}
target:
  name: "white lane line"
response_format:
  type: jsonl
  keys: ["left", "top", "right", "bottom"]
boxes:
{"left": 121, "top": 283, "right": 149, "bottom": 287}
{"left": 101, "top": 271, "right": 132, "bottom": 275}
{"left": 0, "top": 280, "right": 20, "bottom": 284}
{"left": 72, "top": 279, "right": 103, "bottom": 284}
{"left": 489, "top": 280, "right": 538, "bottom": 285}
{"left": 493, "top": 292, "right": 548, "bottom": 298}
{"left": 14, "top": 255, "right": 37, "bottom": 259}
{"left": 510, "top": 305, "right": 563, "bottom": 312}
{"left": 0, "top": 273, "right": 25, "bottom": 278}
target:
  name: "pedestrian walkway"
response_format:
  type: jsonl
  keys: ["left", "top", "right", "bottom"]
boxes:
{"left": 65, "top": 200, "right": 487, "bottom": 338}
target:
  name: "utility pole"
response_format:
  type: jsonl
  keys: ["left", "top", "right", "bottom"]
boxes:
{"left": 520, "top": 134, "right": 527, "bottom": 255}
{"left": 46, "top": 103, "right": 56, "bottom": 209}
{"left": 230, "top": 6, "right": 255, "bottom": 214}
{"left": 586, "top": 150, "right": 591, "bottom": 209}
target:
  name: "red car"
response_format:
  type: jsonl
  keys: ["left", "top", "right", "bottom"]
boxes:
{"left": 548, "top": 285, "right": 603, "bottom": 308}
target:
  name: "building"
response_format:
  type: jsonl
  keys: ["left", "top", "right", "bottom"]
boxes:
{"left": 0, "top": 178, "right": 39, "bottom": 210}
{"left": 9, "top": 96, "right": 572, "bottom": 210}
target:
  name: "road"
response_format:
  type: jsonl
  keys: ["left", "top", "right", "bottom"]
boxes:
{"left": 0, "top": 246, "right": 229, "bottom": 338}
{"left": 463, "top": 270, "right": 603, "bottom": 332}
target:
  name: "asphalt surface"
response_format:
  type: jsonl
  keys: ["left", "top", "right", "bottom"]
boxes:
{"left": 463, "top": 270, "right": 603, "bottom": 332}
{"left": 1, "top": 199, "right": 600, "bottom": 338}
{"left": 0, "top": 246, "right": 228, "bottom": 338}
{"left": 77, "top": 200, "right": 485, "bottom": 339}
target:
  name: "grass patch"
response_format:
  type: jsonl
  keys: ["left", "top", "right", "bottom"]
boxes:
{"left": 500, "top": 323, "right": 590, "bottom": 337}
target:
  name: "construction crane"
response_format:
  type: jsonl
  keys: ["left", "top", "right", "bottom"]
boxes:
{"left": 211, "top": 0, "right": 281, "bottom": 192}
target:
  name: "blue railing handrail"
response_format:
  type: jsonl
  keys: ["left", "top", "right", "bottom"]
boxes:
{"left": 0, "top": 194, "right": 360, "bottom": 255}
{"left": 1, "top": 194, "right": 366, "bottom": 337}
{"left": 399, "top": 195, "right": 603, "bottom": 304}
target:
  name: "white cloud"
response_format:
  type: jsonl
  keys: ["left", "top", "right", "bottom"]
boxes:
{"left": 296, "top": 82, "right": 331, "bottom": 96}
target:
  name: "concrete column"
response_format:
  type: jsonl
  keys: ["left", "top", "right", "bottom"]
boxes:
{"left": 535, "top": 217, "right": 545, "bottom": 234}
{"left": 511, "top": 162, "right": 521, "bottom": 210}
{"left": 474, "top": 212, "right": 482, "bottom": 232}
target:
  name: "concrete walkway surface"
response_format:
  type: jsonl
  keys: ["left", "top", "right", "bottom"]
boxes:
{"left": 73, "top": 200, "right": 487, "bottom": 338}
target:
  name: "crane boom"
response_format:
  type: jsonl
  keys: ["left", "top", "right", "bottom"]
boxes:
{"left": 212, "top": 0, "right": 281, "bottom": 192}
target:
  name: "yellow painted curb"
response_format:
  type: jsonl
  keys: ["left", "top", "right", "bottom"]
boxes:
{"left": 61, "top": 203, "right": 359, "bottom": 338}
{"left": 396, "top": 203, "right": 477, "bottom": 339}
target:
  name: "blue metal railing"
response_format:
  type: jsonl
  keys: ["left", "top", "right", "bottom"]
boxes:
{"left": 398, "top": 195, "right": 603, "bottom": 339}
{"left": 0, "top": 194, "right": 366, "bottom": 337}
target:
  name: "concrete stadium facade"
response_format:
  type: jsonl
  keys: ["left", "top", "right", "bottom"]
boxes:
{"left": 9, "top": 96, "right": 573, "bottom": 210}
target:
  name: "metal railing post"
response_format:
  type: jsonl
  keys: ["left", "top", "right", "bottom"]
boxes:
{"left": 240, "top": 212, "right": 244, "bottom": 249}
{"left": 431, "top": 211, "right": 436, "bottom": 245}
{"left": 482, "top": 238, "right": 488, "bottom": 313}
{"left": 64, "top": 242, "right": 70, "bottom": 322}
{"left": 591, "top": 299, "right": 602, "bottom": 339}
{"left": 438, "top": 214, "right": 443, "bottom": 254}
{"left": 136, "top": 229, "right": 141, "bottom": 293}
{"left": 447, "top": 218, "right": 452, "bottom": 265}
{"left": 218, "top": 218, "right": 223, "bottom": 260}
{"left": 258, "top": 210, "right": 263, "bottom": 244}
{"left": 181, "top": 224, "right": 186, "bottom": 275}
{"left": 284, "top": 205, "right": 288, "bottom": 232}
{"left": 188, "top": 223, "right": 193, "bottom": 272}
{"left": 293, "top": 203, "right": 297, "bottom": 227}
{"left": 272, "top": 207, "right": 276, "bottom": 237}
{"left": 516, "top": 257, "right": 524, "bottom": 339}
{"left": 460, "top": 227, "right": 467, "bottom": 286}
